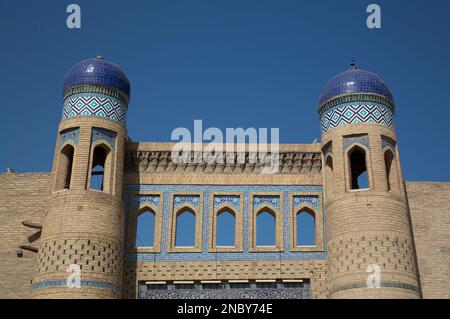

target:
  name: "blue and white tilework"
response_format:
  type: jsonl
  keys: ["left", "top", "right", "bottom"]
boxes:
{"left": 253, "top": 195, "right": 280, "bottom": 211}
{"left": 320, "top": 102, "right": 394, "bottom": 133}
{"left": 91, "top": 127, "right": 117, "bottom": 149}
{"left": 123, "top": 185, "right": 326, "bottom": 262}
{"left": 173, "top": 195, "right": 200, "bottom": 211}
{"left": 59, "top": 127, "right": 80, "bottom": 148}
{"left": 293, "top": 195, "right": 320, "bottom": 211}
{"left": 213, "top": 195, "right": 240, "bottom": 211}
{"left": 63, "top": 93, "right": 127, "bottom": 125}
{"left": 132, "top": 195, "right": 160, "bottom": 211}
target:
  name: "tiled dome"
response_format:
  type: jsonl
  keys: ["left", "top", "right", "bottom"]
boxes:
{"left": 63, "top": 56, "right": 130, "bottom": 97}
{"left": 318, "top": 63, "right": 393, "bottom": 106}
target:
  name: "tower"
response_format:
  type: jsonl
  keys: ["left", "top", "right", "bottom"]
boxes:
{"left": 319, "top": 63, "right": 421, "bottom": 298}
{"left": 32, "top": 57, "right": 130, "bottom": 298}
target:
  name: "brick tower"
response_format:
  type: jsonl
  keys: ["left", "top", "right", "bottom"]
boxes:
{"left": 319, "top": 62, "right": 421, "bottom": 298}
{"left": 32, "top": 57, "right": 130, "bottom": 298}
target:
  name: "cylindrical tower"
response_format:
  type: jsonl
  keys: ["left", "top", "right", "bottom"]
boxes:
{"left": 319, "top": 62, "right": 421, "bottom": 298}
{"left": 32, "top": 57, "right": 130, "bottom": 298}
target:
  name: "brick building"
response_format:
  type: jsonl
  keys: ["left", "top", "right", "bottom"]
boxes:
{"left": 1, "top": 57, "right": 449, "bottom": 299}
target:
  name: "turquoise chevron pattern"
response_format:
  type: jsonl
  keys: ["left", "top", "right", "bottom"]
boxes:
{"left": 320, "top": 102, "right": 393, "bottom": 133}
{"left": 63, "top": 93, "right": 127, "bottom": 125}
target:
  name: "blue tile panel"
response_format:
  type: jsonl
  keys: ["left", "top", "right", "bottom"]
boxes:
{"left": 63, "top": 93, "right": 128, "bottom": 125}
{"left": 124, "top": 184, "right": 326, "bottom": 262}
{"left": 63, "top": 58, "right": 130, "bottom": 97}
{"left": 174, "top": 195, "right": 200, "bottom": 210}
{"left": 138, "top": 281, "right": 311, "bottom": 299}
{"left": 318, "top": 68, "right": 393, "bottom": 106}
{"left": 213, "top": 195, "right": 240, "bottom": 211}
{"left": 132, "top": 195, "right": 161, "bottom": 211}
{"left": 32, "top": 279, "right": 120, "bottom": 293}
{"left": 59, "top": 127, "right": 80, "bottom": 148}
{"left": 91, "top": 127, "right": 117, "bottom": 149}
{"left": 320, "top": 102, "right": 394, "bottom": 133}
{"left": 293, "top": 195, "right": 320, "bottom": 211}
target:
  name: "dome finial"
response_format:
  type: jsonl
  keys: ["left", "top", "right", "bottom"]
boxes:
{"left": 350, "top": 60, "right": 357, "bottom": 69}
{"left": 96, "top": 55, "right": 104, "bottom": 60}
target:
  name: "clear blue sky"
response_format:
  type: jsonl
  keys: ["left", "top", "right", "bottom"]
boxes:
{"left": 1, "top": 0, "right": 449, "bottom": 183}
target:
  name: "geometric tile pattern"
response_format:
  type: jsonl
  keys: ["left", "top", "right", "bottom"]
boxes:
{"left": 320, "top": 102, "right": 394, "bottom": 133}
{"left": 63, "top": 93, "right": 127, "bottom": 125}
{"left": 138, "top": 280, "right": 311, "bottom": 299}
{"left": 92, "top": 127, "right": 117, "bottom": 149}
{"left": 123, "top": 184, "right": 326, "bottom": 262}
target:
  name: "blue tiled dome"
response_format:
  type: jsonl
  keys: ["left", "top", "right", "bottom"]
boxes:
{"left": 63, "top": 57, "right": 130, "bottom": 97}
{"left": 318, "top": 65, "right": 393, "bottom": 106}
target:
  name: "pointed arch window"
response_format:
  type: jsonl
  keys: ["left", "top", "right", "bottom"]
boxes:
{"left": 216, "top": 209, "right": 236, "bottom": 247}
{"left": 136, "top": 210, "right": 156, "bottom": 247}
{"left": 56, "top": 144, "right": 74, "bottom": 190}
{"left": 384, "top": 148, "right": 399, "bottom": 192}
{"left": 256, "top": 210, "right": 276, "bottom": 246}
{"left": 296, "top": 209, "right": 316, "bottom": 246}
{"left": 349, "top": 146, "right": 369, "bottom": 190}
{"left": 325, "top": 155, "right": 334, "bottom": 196}
{"left": 90, "top": 144, "right": 112, "bottom": 193}
{"left": 175, "top": 209, "right": 196, "bottom": 247}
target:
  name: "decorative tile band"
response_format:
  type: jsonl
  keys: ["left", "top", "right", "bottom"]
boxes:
{"left": 92, "top": 127, "right": 117, "bottom": 149}
{"left": 320, "top": 102, "right": 394, "bottom": 133}
{"left": 32, "top": 279, "right": 120, "bottom": 293}
{"left": 59, "top": 127, "right": 80, "bottom": 148}
{"left": 63, "top": 93, "right": 128, "bottom": 125}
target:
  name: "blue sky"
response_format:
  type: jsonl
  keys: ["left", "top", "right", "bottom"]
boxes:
{"left": 1, "top": 0, "right": 449, "bottom": 181}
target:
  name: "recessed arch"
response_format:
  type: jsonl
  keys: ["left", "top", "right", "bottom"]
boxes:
{"left": 135, "top": 208, "right": 156, "bottom": 247}
{"left": 55, "top": 143, "right": 75, "bottom": 191}
{"left": 348, "top": 145, "right": 369, "bottom": 190}
{"left": 215, "top": 208, "right": 236, "bottom": 247}
{"left": 175, "top": 207, "right": 196, "bottom": 247}
{"left": 256, "top": 208, "right": 276, "bottom": 247}
{"left": 384, "top": 148, "right": 399, "bottom": 192}
{"left": 296, "top": 208, "right": 316, "bottom": 246}
{"left": 89, "top": 143, "right": 112, "bottom": 193}
{"left": 325, "top": 155, "right": 334, "bottom": 197}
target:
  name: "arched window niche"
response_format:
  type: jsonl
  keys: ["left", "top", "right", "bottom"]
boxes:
{"left": 324, "top": 155, "right": 334, "bottom": 197}
{"left": 348, "top": 145, "right": 369, "bottom": 190}
{"left": 175, "top": 208, "right": 196, "bottom": 247}
{"left": 384, "top": 148, "right": 400, "bottom": 193}
{"left": 135, "top": 209, "right": 156, "bottom": 248}
{"left": 296, "top": 208, "right": 316, "bottom": 246}
{"left": 215, "top": 208, "right": 236, "bottom": 247}
{"left": 256, "top": 209, "right": 276, "bottom": 247}
{"left": 89, "top": 144, "right": 112, "bottom": 193}
{"left": 55, "top": 144, "right": 75, "bottom": 191}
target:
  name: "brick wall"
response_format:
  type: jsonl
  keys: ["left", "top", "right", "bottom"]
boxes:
{"left": 0, "top": 172, "right": 50, "bottom": 298}
{"left": 406, "top": 182, "right": 450, "bottom": 298}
